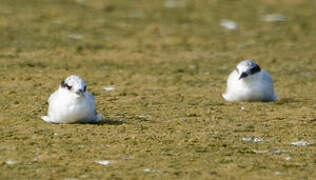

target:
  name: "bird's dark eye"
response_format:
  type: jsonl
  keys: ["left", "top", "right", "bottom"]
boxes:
{"left": 66, "top": 84, "right": 72, "bottom": 90}
{"left": 61, "top": 80, "right": 72, "bottom": 90}
{"left": 83, "top": 86, "right": 87, "bottom": 92}
{"left": 250, "top": 65, "right": 261, "bottom": 74}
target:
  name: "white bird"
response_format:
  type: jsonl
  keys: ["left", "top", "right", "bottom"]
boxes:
{"left": 222, "top": 60, "right": 278, "bottom": 102}
{"left": 41, "top": 75, "right": 102, "bottom": 123}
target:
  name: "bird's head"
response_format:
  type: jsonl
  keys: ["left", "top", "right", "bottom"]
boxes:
{"left": 60, "top": 75, "right": 87, "bottom": 97}
{"left": 236, "top": 60, "right": 261, "bottom": 80}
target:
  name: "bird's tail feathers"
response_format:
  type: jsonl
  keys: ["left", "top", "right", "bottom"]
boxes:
{"left": 41, "top": 116, "right": 51, "bottom": 123}
{"left": 95, "top": 113, "right": 103, "bottom": 122}
{"left": 222, "top": 93, "right": 233, "bottom": 101}
{"left": 273, "top": 93, "right": 280, "bottom": 101}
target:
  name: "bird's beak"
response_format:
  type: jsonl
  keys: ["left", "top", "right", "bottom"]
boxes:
{"left": 239, "top": 72, "right": 248, "bottom": 80}
{"left": 75, "top": 89, "right": 85, "bottom": 96}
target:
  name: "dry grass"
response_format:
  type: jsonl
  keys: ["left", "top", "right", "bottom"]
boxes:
{"left": 0, "top": 0, "right": 315, "bottom": 179}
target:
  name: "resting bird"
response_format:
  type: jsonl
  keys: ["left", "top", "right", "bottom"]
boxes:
{"left": 222, "top": 60, "right": 278, "bottom": 102}
{"left": 41, "top": 75, "right": 102, "bottom": 123}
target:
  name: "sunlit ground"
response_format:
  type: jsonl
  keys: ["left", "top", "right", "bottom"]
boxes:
{"left": 0, "top": 0, "right": 315, "bottom": 179}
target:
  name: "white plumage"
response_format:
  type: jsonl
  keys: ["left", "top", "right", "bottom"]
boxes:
{"left": 41, "top": 75, "right": 102, "bottom": 123}
{"left": 223, "top": 60, "right": 278, "bottom": 102}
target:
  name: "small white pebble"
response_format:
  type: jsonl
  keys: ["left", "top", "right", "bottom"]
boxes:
{"left": 144, "top": 168, "right": 151, "bottom": 173}
{"left": 220, "top": 20, "right": 238, "bottom": 30}
{"left": 33, "top": 156, "right": 39, "bottom": 161}
{"left": 275, "top": 171, "right": 282, "bottom": 176}
{"left": 144, "top": 168, "right": 158, "bottom": 173}
{"left": 68, "top": 34, "right": 83, "bottom": 40}
{"left": 53, "top": 20, "right": 63, "bottom": 24}
{"left": 291, "top": 141, "right": 310, "bottom": 146}
{"left": 95, "top": 160, "right": 113, "bottom": 166}
{"left": 285, "top": 156, "right": 291, "bottom": 161}
{"left": 6, "top": 160, "right": 17, "bottom": 165}
{"left": 164, "top": 0, "right": 186, "bottom": 8}
{"left": 253, "top": 150, "right": 269, "bottom": 154}
{"left": 137, "top": 115, "right": 148, "bottom": 119}
{"left": 242, "top": 137, "right": 263, "bottom": 142}
{"left": 104, "top": 86, "right": 115, "bottom": 91}
{"left": 271, "top": 149, "right": 287, "bottom": 154}
{"left": 121, "top": 156, "right": 131, "bottom": 160}
{"left": 264, "top": 14, "right": 287, "bottom": 22}
{"left": 241, "top": 106, "right": 245, "bottom": 110}
{"left": 242, "top": 137, "right": 252, "bottom": 142}
{"left": 80, "top": 175, "right": 89, "bottom": 178}
{"left": 253, "top": 137, "right": 263, "bottom": 142}
{"left": 75, "top": 0, "right": 85, "bottom": 4}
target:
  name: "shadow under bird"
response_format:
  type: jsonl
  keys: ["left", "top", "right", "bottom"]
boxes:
{"left": 41, "top": 75, "right": 102, "bottom": 123}
{"left": 223, "top": 60, "right": 278, "bottom": 102}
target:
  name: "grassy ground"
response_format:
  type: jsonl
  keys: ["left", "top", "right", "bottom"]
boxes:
{"left": 0, "top": 0, "right": 315, "bottom": 179}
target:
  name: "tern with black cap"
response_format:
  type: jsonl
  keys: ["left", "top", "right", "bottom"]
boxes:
{"left": 41, "top": 75, "right": 102, "bottom": 123}
{"left": 223, "top": 60, "right": 278, "bottom": 102}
